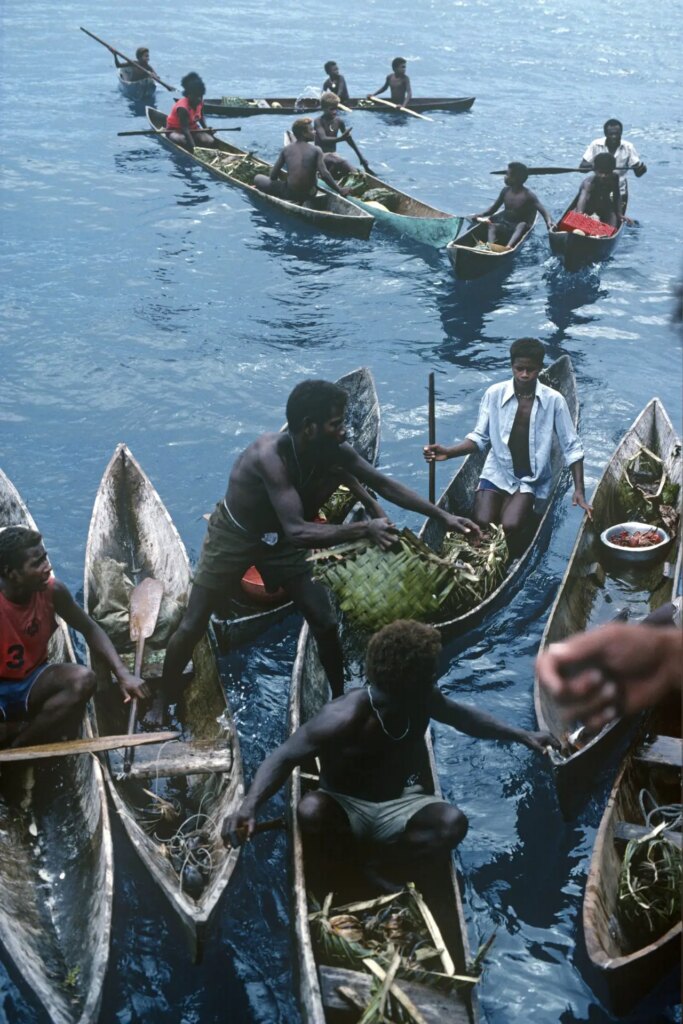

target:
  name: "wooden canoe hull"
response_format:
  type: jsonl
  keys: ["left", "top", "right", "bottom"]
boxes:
{"left": 204, "top": 96, "right": 476, "bottom": 117}
{"left": 419, "top": 355, "right": 578, "bottom": 640}
{"left": 345, "top": 175, "right": 462, "bottom": 247}
{"left": 549, "top": 191, "right": 627, "bottom": 272}
{"left": 446, "top": 212, "right": 538, "bottom": 279}
{"left": 145, "top": 107, "right": 374, "bottom": 239}
{"left": 288, "top": 619, "right": 478, "bottom": 1024}
{"left": 84, "top": 444, "right": 244, "bottom": 957}
{"left": 118, "top": 68, "right": 156, "bottom": 101}
{"left": 535, "top": 399, "right": 682, "bottom": 811}
{"left": 211, "top": 367, "right": 381, "bottom": 651}
{"left": 0, "top": 468, "right": 113, "bottom": 1024}
{"left": 582, "top": 716, "right": 682, "bottom": 1012}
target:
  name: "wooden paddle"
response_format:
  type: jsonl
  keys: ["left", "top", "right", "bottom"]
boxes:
{"left": 117, "top": 127, "right": 242, "bottom": 136}
{"left": 123, "top": 577, "right": 164, "bottom": 773}
{"left": 225, "top": 815, "right": 287, "bottom": 847}
{"left": 367, "top": 96, "right": 433, "bottom": 122}
{"left": 491, "top": 166, "right": 587, "bottom": 176}
{"left": 428, "top": 372, "right": 436, "bottom": 504}
{"left": 79, "top": 27, "right": 176, "bottom": 91}
{"left": 0, "top": 732, "right": 180, "bottom": 763}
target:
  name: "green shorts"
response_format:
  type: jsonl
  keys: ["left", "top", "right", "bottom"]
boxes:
{"left": 193, "top": 501, "right": 310, "bottom": 594}
{"left": 319, "top": 785, "right": 446, "bottom": 844}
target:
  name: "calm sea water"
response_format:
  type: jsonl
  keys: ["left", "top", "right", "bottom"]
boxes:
{"left": 1, "top": 1, "right": 682, "bottom": 1021}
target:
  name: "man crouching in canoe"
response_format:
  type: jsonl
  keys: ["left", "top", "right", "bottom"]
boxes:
{"left": 424, "top": 338, "right": 592, "bottom": 557}
{"left": 254, "top": 118, "right": 351, "bottom": 204}
{"left": 223, "top": 620, "right": 556, "bottom": 888}
{"left": 0, "top": 526, "right": 146, "bottom": 749}
{"left": 162, "top": 379, "right": 480, "bottom": 700}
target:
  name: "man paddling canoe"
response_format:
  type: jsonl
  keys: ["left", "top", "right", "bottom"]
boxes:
{"left": 0, "top": 526, "right": 146, "bottom": 749}
{"left": 579, "top": 118, "right": 647, "bottom": 195}
{"left": 166, "top": 72, "right": 216, "bottom": 152}
{"left": 424, "top": 338, "right": 591, "bottom": 556}
{"left": 224, "top": 620, "right": 556, "bottom": 887}
{"left": 254, "top": 118, "right": 351, "bottom": 203}
{"left": 162, "top": 380, "right": 480, "bottom": 700}
{"left": 469, "top": 162, "right": 554, "bottom": 249}
{"left": 313, "top": 92, "right": 372, "bottom": 178}
{"left": 368, "top": 56, "right": 412, "bottom": 106}
{"left": 114, "top": 45, "right": 156, "bottom": 82}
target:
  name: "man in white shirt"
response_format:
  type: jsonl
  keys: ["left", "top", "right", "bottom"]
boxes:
{"left": 579, "top": 118, "right": 647, "bottom": 194}
{"left": 423, "top": 338, "right": 592, "bottom": 555}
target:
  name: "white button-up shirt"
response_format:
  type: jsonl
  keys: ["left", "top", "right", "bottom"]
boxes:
{"left": 466, "top": 378, "right": 583, "bottom": 499}
{"left": 582, "top": 136, "right": 641, "bottom": 192}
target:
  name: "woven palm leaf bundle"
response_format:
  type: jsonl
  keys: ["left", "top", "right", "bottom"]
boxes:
{"left": 309, "top": 528, "right": 458, "bottom": 631}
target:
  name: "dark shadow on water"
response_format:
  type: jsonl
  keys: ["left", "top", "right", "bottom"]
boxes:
{"left": 544, "top": 260, "right": 606, "bottom": 343}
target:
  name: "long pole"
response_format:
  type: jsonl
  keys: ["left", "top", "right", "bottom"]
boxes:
{"left": 428, "top": 372, "right": 436, "bottom": 504}
{"left": 79, "top": 27, "right": 176, "bottom": 91}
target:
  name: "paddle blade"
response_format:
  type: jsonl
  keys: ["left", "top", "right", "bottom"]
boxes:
{"left": 129, "top": 577, "right": 164, "bottom": 641}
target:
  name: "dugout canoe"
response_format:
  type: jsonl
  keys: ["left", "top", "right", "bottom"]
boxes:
{"left": 145, "top": 107, "right": 374, "bottom": 239}
{"left": 582, "top": 709, "right": 682, "bottom": 1013}
{"left": 534, "top": 399, "right": 681, "bottom": 812}
{"left": 118, "top": 66, "right": 156, "bottom": 101}
{"left": 419, "top": 355, "right": 578, "bottom": 640}
{"left": 446, "top": 211, "right": 538, "bottom": 280}
{"left": 289, "top": 617, "right": 479, "bottom": 1024}
{"left": 549, "top": 189, "right": 627, "bottom": 272}
{"left": 211, "top": 366, "right": 381, "bottom": 651}
{"left": 204, "top": 96, "right": 476, "bottom": 117}
{"left": 0, "top": 468, "right": 113, "bottom": 1024}
{"left": 84, "top": 444, "right": 244, "bottom": 960}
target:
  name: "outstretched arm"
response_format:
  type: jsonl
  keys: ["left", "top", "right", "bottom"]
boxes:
{"left": 531, "top": 190, "right": 555, "bottom": 229}
{"left": 368, "top": 75, "right": 391, "bottom": 98}
{"left": 424, "top": 438, "right": 479, "bottom": 463}
{"left": 315, "top": 147, "right": 350, "bottom": 195}
{"left": 429, "top": 686, "right": 557, "bottom": 753}
{"left": 570, "top": 459, "right": 592, "bottom": 517}
{"left": 52, "top": 581, "right": 147, "bottom": 701}
{"left": 471, "top": 188, "right": 506, "bottom": 220}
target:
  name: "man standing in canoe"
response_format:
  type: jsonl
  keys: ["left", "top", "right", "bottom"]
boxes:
{"left": 114, "top": 46, "right": 156, "bottom": 82}
{"left": 223, "top": 620, "right": 556, "bottom": 886}
{"left": 322, "top": 61, "right": 350, "bottom": 105}
{"left": 0, "top": 526, "right": 146, "bottom": 749}
{"left": 162, "top": 380, "right": 480, "bottom": 700}
{"left": 469, "top": 162, "right": 555, "bottom": 249}
{"left": 424, "top": 338, "right": 592, "bottom": 556}
{"left": 368, "top": 57, "right": 412, "bottom": 106}
{"left": 254, "top": 118, "right": 351, "bottom": 203}
{"left": 313, "top": 93, "right": 372, "bottom": 178}
{"left": 580, "top": 118, "right": 647, "bottom": 195}
{"left": 166, "top": 72, "right": 216, "bottom": 153}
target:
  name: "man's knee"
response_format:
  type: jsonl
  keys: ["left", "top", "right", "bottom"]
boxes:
{"left": 435, "top": 806, "right": 468, "bottom": 848}
{"left": 297, "top": 791, "right": 349, "bottom": 835}
{"left": 68, "top": 666, "right": 97, "bottom": 704}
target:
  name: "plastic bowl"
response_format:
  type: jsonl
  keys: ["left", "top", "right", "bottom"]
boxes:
{"left": 599, "top": 521, "right": 670, "bottom": 563}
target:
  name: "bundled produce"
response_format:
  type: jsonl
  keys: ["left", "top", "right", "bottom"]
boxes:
{"left": 617, "top": 446, "right": 680, "bottom": 536}
{"left": 438, "top": 525, "right": 508, "bottom": 611}
{"left": 195, "top": 148, "right": 265, "bottom": 185}
{"left": 219, "top": 96, "right": 254, "bottom": 106}
{"left": 340, "top": 172, "right": 400, "bottom": 212}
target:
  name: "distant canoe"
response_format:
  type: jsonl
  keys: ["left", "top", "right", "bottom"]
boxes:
{"left": 211, "top": 367, "right": 381, "bottom": 651}
{"left": 446, "top": 211, "right": 538, "bottom": 279}
{"left": 549, "top": 190, "right": 627, "bottom": 272}
{"left": 145, "top": 106, "right": 374, "bottom": 239}
{"left": 0, "top": 467, "right": 113, "bottom": 1024}
{"left": 85, "top": 444, "right": 244, "bottom": 960}
{"left": 583, "top": 710, "right": 682, "bottom": 1013}
{"left": 117, "top": 66, "right": 156, "bottom": 101}
{"left": 204, "top": 95, "right": 476, "bottom": 117}
{"left": 419, "top": 356, "right": 578, "bottom": 640}
{"left": 535, "top": 398, "right": 682, "bottom": 813}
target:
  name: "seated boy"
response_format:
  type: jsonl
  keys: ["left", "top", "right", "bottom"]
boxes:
{"left": 322, "top": 61, "right": 350, "bottom": 104}
{"left": 575, "top": 151, "right": 627, "bottom": 229}
{"left": 368, "top": 57, "right": 412, "bottom": 106}
{"left": 470, "top": 162, "right": 554, "bottom": 249}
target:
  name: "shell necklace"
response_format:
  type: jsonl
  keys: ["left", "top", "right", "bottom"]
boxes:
{"left": 367, "top": 685, "right": 410, "bottom": 741}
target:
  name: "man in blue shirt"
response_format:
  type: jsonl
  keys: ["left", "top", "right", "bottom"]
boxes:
{"left": 424, "top": 338, "right": 592, "bottom": 554}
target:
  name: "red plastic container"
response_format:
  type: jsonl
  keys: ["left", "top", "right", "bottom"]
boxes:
{"left": 558, "top": 210, "right": 616, "bottom": 237}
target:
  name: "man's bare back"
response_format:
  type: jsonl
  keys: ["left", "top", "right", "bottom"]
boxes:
{"left": 277, "top": 139, "right": 321, "bottom": 201}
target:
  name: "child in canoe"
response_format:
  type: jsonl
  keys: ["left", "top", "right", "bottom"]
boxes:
{"left": 368, "top": 56, "right": 412, "bottom": 106}
{"left": 470, "top": 162, "right": 555, "bottom": 249}
{"left": 575, "top": 152, "right": 630, "bottom": 228}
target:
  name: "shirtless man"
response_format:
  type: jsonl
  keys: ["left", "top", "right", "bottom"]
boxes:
{"left": 470, "top": 162, "right": 554, "bottom": 249}
{"left": 223, "top": 620, "right": 556, "bottom": 887}
{"left": 0, "top": 526, "right": 146, "bottom": 749}
{"left": 575, "top": 152, "right": 627, "bottom": 229}
{"left": 166, "top": 72, "right": 216, "bottom": 152}
{"left": 580, "top": 118, "right": 647, "bottom": 196}
{"left": 424, "top": 338, "right": 592, "bottom": 557}
{"left": 368, "top": 57, "right": 412, "bottom": 107}
{"left": 254, "top": 118, "right": 351, "bottom": 203}
{"left": 114, "top": 46, "right": 156, "bottom": 83}
{"left": 162, "top": 380, "right": 480, "bottom": 699}
{"left": 322, "top": 61, "right": 350, "bottom": 105}
{"left": 313, "top": 93, "right": 372, "bottom": 179}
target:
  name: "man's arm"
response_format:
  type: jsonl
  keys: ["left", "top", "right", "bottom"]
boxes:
{"left": 340, "top": 124, "right": 371, "bottom": 170}
{"left": 530, "top": 190, "right": 555, "bottom": 229}
{"left": 403, "top": 75, "right": 413, "bottom": 105}
{"left": 570, "top": 460, "right": 592, "bottom": 517}
{"left": 270, "top": 150, "right": 286, "bottom": 181}
{"left": 52, "top": 581, "right": 147, "bottom": 701}
{"left": 471, "top": 188, "right": 506, "bottom": 220}
{"left": 315, "top": 147, "right": 350, "bottom": 195}
{"left": 423, "top": 438, "right": 479, "bottom": 462}
{"left": 368, "top": 75, "right": 391, "bottom": 98}
{"left": 429, "top": 686, "right": 557, "bottom": 753}
{"left": 574, "top": 178, "right": 591, "bottom": 213}
{"left": 177, "top": 106, "right": 195, "bottom": 151}
{"left": 335, "top": 469, "right": 386, "bottom": 519}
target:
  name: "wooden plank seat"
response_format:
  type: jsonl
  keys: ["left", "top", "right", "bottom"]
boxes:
{"left": 319, "top": 965, "right": 473, "bottom": 1024}
{"left": 614, "top": 821, "right": 682, "bottom": 848}
{"left": 635, "top": 735, "right": 682, "bottom": 769}
{"left": 124, "top": 740, "right": 232, "bottom": 780}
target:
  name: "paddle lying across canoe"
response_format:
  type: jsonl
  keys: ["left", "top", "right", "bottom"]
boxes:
{"left": 289, "top": 616, "right": 479, "bottom": 1024}
{"left": 211, "top": 366, "right": 381, "bottom": 651}
{"left": 446, "top": 212, "right": 538, "bottom": 279}
{"left": 0, "top": 468, "right": 113, "bottom": 1024}
{"left": 534, "top": 398, "right": 682, "bottom": 813}
{"left": 144, "top": 107, "right": 373, "bottom": 239}
{"left": 84, "top": 444, "right": 244, "bottom": 960}
{"left": 419, "top": 355, "right": 578, "bottom": 640}
{"left": 549, "top": 190, "right": 628, "bottom": 272}
{"left": 204, "top": 96, "right": 476, "bottom": 117}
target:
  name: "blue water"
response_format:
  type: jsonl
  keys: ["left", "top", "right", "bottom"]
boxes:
{"left": 1, "top": 0, "right": 682, "bottom": 1021}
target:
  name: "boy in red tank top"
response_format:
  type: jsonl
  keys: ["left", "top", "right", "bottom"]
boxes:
{"left": 0, "top": 526, "right": 147, "bottom": 749}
